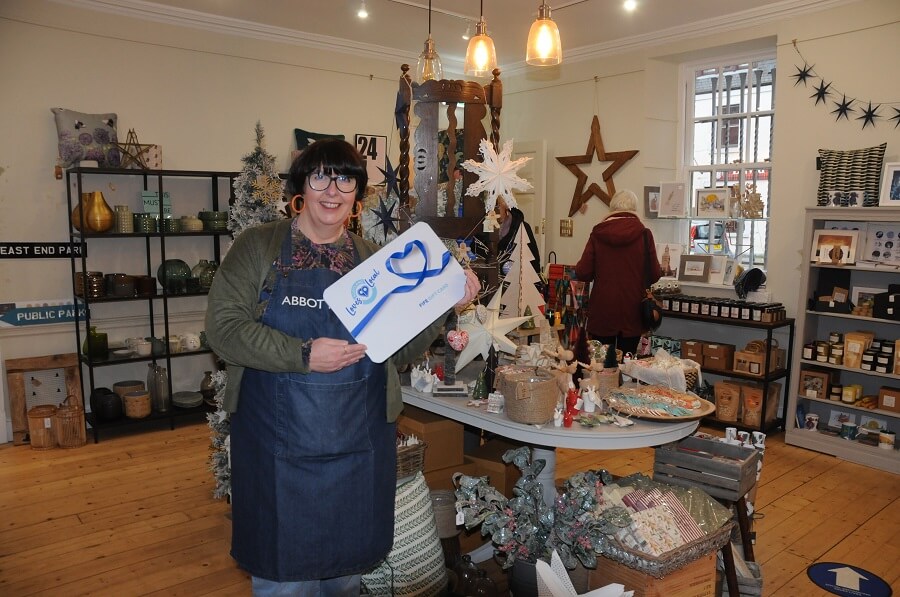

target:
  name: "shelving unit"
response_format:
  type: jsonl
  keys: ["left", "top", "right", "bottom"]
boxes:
{"left": 785, "top": 207, "right": 900, "bottom": 474}
{"left": 659, "top": 310, "right": 794, "bottom": 432}
{"left": 66, "top": 167, "right": 237, "bottom": 441}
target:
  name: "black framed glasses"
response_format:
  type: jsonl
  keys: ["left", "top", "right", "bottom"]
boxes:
{"left": 308, "top": 172, "right": 358, "bottom": 193}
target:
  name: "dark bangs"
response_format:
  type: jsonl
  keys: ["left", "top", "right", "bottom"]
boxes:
{"left": 287, "top": 138, "right": 368, "bottom": 199}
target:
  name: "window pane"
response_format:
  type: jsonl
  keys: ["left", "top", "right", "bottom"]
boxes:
{"left": 693, "top": 68, "right": 717, "bottom": 118}
{"left": 750, "top": 59, "right": 776, "bottom": 111}
{"left": 748, "top": 115, "right": 773, "bottom": 162}
{"left": 692, "top": 121, "right": 714, "bottom": 166}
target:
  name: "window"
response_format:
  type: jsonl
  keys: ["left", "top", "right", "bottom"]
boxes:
{"left": 684, "top": 54, "right": 775, "bottom": 270}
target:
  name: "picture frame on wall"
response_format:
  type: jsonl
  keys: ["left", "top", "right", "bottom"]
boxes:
{"left": 810, "top": 229, "right": 859, "bottom": 264}
{"left": 658, "top": 182, "right": 687, "bottom": 218}
{"left": 695, "top": 188, "right": 728, "bottom": 218}
{"left": 677, "top": 254, "right": 712, "bottom": 282}
{"left": 880, "top": 162, "right": 900, "bottom": 206}
{"left": 643, "top": 185, "right": 660, "bottom": 219}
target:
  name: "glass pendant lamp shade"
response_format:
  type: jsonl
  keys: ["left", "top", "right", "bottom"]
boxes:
{"left": 464, "top": 18, "right": 497, "bottom": 78}
{"left": 416, "top": 35, "right": 443, "bottom": 82}
{"left": 526, "top": 3, "right": 562, "bottom": 66}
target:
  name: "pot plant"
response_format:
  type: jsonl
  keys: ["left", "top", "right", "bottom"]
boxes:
{"left": 454, "top": 447, "right": 632, "bottom": 572}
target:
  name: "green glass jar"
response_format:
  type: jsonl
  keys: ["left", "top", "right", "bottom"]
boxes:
{"left": 82, "top": 326, "right": 108, "bottom": 360}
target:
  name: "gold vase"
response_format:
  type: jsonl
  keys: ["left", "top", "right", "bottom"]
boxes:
{"left": 71, "top": 191, "right": 114, "bottom": 233}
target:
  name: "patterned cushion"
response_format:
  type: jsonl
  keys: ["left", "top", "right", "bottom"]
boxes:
{"left": 361, "top": 472, "right": 448, "bottom": 596}
{"left": 817, "top": 143, "right": 886, "bottom": 207}
{"left": 51, "top": 108, "right": 121, "bottom": 168}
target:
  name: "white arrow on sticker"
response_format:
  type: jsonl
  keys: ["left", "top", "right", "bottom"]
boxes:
{"left": 828, "top": 566, "right": 868, "bottom": 591}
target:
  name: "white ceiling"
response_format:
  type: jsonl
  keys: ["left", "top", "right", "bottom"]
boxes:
{"left": 68, "top": 0, "right": 853, "bottom": 72}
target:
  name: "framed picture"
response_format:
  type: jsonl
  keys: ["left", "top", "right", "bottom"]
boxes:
{"left": 656, "top": 242, "right": 683, "bottom": 278}
{"left": 705, "top": 255, "right": 729, "bottom": 285}
{"left": 643, "top": 185, "right": 660, "bottom": 219}
{"left": 721, "top": 258, "right": 737, "bottom": 285}
{"left": 810, "top": 229, "right": 859, "bottom": 264}
{"left": 861, "top": 223, "right": 899, "bottom": 264}
{"left": 658, "top": 182, "right": 687, "bottom": 218}
{"left": 827, "top": 409, "right": 855, "bottom": 429}
{"left": 879, "top": 162, "right": 900, "bottom": 206}
{"left": 850, "top": 286, "right": 886, "bottom": 306}
{"left": 695, "top": 188, "right": 728, "bottom": 218}
{"left": 799, "top": 370, "right": 830, "bottom": 400}
{"left": 677, "top": 254, "right": 712, "bottom": 282}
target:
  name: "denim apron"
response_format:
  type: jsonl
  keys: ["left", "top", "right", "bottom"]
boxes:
{"left": 230, "top": 232, "right": 394, "bottom": 582}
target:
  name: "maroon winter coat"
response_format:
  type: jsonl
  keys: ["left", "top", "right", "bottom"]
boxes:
{"left": 574, "top": 212, "right": 662, "bottom": 338}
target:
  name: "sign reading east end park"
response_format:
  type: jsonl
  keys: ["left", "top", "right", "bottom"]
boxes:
{"left": 0, "top": 242, "right": 85, "bottom": 259}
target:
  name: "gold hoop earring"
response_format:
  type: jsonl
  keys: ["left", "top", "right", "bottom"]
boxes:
{"left": 290, "top": 194, "right": 304, "bottom": 214}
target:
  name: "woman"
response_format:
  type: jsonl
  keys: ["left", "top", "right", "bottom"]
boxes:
{"left": 574, "top": 189, "right": 661, "bottom": 356}
{"left": 205, "top": 139, "right": 479, "bottom": 596}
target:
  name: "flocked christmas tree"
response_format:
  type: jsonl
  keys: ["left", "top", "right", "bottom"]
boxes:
{"left": 228, "top": 121, "right": 286, "bottom": 238}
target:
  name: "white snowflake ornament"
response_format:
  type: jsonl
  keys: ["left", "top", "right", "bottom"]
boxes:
{"left": 461, "top": 138, "right": 533, "bottom": 213}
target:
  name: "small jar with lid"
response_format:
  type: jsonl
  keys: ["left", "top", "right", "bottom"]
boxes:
{"left": 828, "top": 331, "right": 843, "bottom": 344}
{"left": 830, "top": 384, "right": 843, "bottom": 401}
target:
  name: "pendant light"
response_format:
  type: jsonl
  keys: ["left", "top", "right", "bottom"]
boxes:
{"left": 416, "top": 0, "right": 443, "bottom": 82}
{"left": 526, "top": 2, "right": 562, "bottom": 66}
{"left": 464, "top": 0, "right": 497, "bottom": 78}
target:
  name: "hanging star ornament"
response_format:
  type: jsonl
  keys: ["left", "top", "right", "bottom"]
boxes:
{"left": 856, "top": 101, "right": 880, "bottom": 129}
{"left": 368, "top": 194, "right": 400, "bottom": 241}
{"left": 811, "top": 80, "right": 831, "bottom": 105}
{"left": 831, "top": 95, "right": 855, "bottom": 121}
{"left": 461, "top": 138, "right": 533, "bottom": 214}
{"left": 792, "top": 63, "right": 814, "bottom": 86}
{"left": 454, "top": 288, "right": 533, "bottom": 372}
{"left": 377, "top": 156, "right": 400, "bottom": 201}
{"left": 891, "top": 107, "right": 900, "bottom": 129}
{"left": 556, "top": 115, "right": 639, "bottom": 217}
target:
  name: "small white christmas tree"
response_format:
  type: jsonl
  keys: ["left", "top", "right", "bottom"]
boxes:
{"left": 501, "top": 226, "right": 545, "bottom": 319}
{"left": 228, "top": 121, "right": 286, "bottom": 238}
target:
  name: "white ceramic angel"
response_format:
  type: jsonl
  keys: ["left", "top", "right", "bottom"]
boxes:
{"left": 581, "top": 384, "right": 598, "bottom": 414}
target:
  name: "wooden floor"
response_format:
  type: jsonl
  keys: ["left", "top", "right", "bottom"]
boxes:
{"left": 1, "top": 421, "right": 898, "bottom": 596}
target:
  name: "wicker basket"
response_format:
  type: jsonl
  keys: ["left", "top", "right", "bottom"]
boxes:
{"left": 589, "top": 368, "right": 621, "bottom": 400}
{"left": 396, "top": 442, "right": 426, "bottom": 478}
{"left": 499, "top": 368, "right": 558, "bottom": 425}
{"left": 603, "top": 521, "right": 735, "bottom": 579}
{"left": 55, "top": 395, "right": 86, "bottom": 449}
{"left": 27, "top": 405, "right": 57, "bottom": 450}
{"left": 123, "top": 390, "right": 151, "bottom": 419}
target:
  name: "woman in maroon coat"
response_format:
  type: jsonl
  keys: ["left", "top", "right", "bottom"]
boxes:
{"left": 574, "top": 190, "right": 661, "bottom": 355}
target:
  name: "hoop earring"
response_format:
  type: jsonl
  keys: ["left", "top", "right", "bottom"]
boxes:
{"left": 350, "top": 200, "right": 363, "bottom": 218}
{"left": 290, "top": 194, "right": 304, "bottom": 214}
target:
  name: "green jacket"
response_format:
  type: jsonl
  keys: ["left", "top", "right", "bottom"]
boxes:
{"left": 205, "top": 219, "right": 447, "bottom": 420}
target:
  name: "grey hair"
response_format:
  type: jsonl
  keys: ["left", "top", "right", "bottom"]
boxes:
{"left": 609, "top": 190, "right": 638, "bottom": 212}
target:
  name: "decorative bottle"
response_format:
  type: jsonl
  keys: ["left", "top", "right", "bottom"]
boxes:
{"left": 453, "top": 555, "right": 479, "bottom": 596}
{"left": 71, "top": 191, "right": 114, "bottom": 233}
{"left": 191, "top": 258, "right": 210, "bottom": 279}
{"left": 199, "top": 260, "right": 218, "bottom": 290}
{"left": 147, "top": 363, "right": 170, "bottom": 413}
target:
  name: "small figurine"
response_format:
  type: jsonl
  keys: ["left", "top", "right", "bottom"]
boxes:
{"left": 553, "top": 408, "right": 563, "bottom": 428}
{"left": 482, "top": 210, "right": 500, "bottom": 232}
{"left": 563, "top": 410, "right": 574, "bottom": 428}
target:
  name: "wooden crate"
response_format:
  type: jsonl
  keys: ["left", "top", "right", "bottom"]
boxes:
{"left": 653, "top": 436, "right": 760, "bottom": 502}
{"left": 720, "top": 561, "right": 762, "bottom": 596}
{"left": 588, "top": 551, "right": 716, "bottom": 597}
{"left": 5, "top": 353, "right": 81, "bottom": 445}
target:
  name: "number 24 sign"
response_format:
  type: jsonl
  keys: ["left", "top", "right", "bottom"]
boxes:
{"left": 355, "top": 134, "right": 387, "bottom": 185}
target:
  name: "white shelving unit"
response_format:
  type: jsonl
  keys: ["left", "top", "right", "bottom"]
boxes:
{"left": 785, "top": 207, "right": 900, "bottom": 474}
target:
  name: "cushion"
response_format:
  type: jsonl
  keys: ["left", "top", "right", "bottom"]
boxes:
{"left": 51, "top": 108, "right": 121, "bottom": 168}
{"left": 294, "top": 128, "right": 344, "bottom": 149}
{"left": 817, "top": 143, "right": 886, "bottom": 207}
{"left": 361, "top": 472, "right": 448, "bottom": 596}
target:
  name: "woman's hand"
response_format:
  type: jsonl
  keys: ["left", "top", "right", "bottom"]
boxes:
{"left": 308, "top": 337, "right": 368, "bottom": 373}
{"left": 454, "top": 268, "right": 481, "bottom": 313}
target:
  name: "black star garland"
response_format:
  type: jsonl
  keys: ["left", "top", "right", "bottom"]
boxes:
{"left": 792, "top": 63, "right": 814, "bottom": 86}
{"left": 856, "top": 101, "right": 880, "bottom": 129}
{"left": 891, "top": 108, "right": 900, "bottom": 129}
{"left": 831, "top": 95, "right": 854, "bottom": 121}
{"left": 377, "top": 157, "right": 400, "bottom": 202}
{"left": 811, "top": 80, "right": 831, "bottom": 105}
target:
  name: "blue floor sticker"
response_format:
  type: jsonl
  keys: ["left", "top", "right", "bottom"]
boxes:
{"left": 807, "top": 562, "right": 892, "bottom": 597}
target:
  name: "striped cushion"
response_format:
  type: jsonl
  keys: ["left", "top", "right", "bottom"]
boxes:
{"left": 361, "top": 472, "right": 448, "bottom": 596}
{"left": 817, "top": 143, "right": 886, "bottom": 207}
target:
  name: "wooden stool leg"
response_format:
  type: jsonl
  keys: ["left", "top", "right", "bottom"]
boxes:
{"left": 736, "top": 496, "right": 755, "bottom": 562}
{"left": 721, "top": 543, "right": 740, "bottom": 597}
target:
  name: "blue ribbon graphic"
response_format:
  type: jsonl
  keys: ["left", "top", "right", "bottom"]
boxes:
{"left": 350, "top": 239, "right": 451, "bottom": 337}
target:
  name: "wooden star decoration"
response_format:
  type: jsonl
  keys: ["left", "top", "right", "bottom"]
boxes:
{"left": 856, "top": 101, "right": 880, "bottom": 129}
{"left": 792, "top": 63, "right": 814, "bottom": 86}
{"left": 556, "top": 115, "right": 639, "bottom": 217}
{"left": 891, "top": 107, "right": 900, "bottom": 129}
{"left": 113, "top": 128, "right": 154, "bottom": 169}
{"left": 811, "top": 80, "right": 831, "bottom": 105}
{"left": 831, "top": 95, "right": 854, "bottom": 121}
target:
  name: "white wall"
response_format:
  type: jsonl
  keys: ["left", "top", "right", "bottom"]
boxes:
{"left": 1, "top": 0, "right": 898, "bottom": 436}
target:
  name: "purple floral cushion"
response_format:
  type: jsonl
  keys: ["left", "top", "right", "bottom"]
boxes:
{"left": 51, "top": 108, "right": 121, "bottom": 168}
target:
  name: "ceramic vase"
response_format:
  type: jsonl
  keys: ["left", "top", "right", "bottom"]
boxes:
{"left": 71, "top": 191, "right": 114, "bottom": 233}
{"left": 199, "top": 260, "right": 218, "bottom": 290}
{"left": 157, "top": 259, "right": 191, "bottom": 294}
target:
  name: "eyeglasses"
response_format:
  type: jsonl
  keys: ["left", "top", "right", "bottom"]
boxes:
{"left": 308, "top": 172, "right": 358, "bottom": 193}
